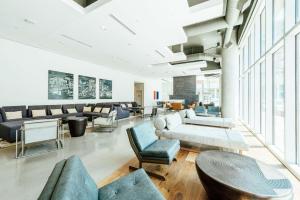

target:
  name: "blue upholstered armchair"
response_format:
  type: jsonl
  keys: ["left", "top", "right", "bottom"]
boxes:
{"left": 207, "top": 106, "right": 221, "bottom": 116}
{"left": 38, "top": 155, "right": 165, "bottom": 200}
{"left": 127, "top": 122, "right": 180, "bottom": 181}
{"left": 195, "top": 106, "right": 206, "bottom": 114}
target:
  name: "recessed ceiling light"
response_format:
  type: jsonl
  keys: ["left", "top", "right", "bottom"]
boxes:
{"left": 60, "top": 34, "right": 93, "bottom": 48}
{"left": 155, "top": 50, "right": 165, "bottom": 58}
{"left": 23, "top": 18, "right": 36, "bottom": 25}
{"left": 100, "top": 25, "right": 107, "bottom": 31}
{"left": 109, "top": 14, "right": 136, "bottom": 35}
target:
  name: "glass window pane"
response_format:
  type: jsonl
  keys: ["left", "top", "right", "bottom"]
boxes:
{"left": 250, "top": 69, "right": 255, "bottom": 128}
{"left": 273, "top": 47, "right": 285, "bottom": 152}
{"left": 261, "top": 61, "right": 266, "bottom": 137}
{"left": 297, "top": 34, "right": 300, "bottom": 165}
{"left": 260, "top": 9, "right": 266, "bottom": 55}
{"left": 273, "top": 0, "right": 285, "bottom": 43}
{"left": 297, "top": 0, "right": 300, "bottom": 22}
{"left": 255, "top": 65, "right": 261, "bottom": 133}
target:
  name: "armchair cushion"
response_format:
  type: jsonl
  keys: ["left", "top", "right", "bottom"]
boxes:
{"left": 50, "top": 156, "right": 98, "bottom": 200}
{"left": 98, "top": 169, "right": 165, "bottom": 200}
{"left": 195, "top": 106, "right": 205, "bottom": 114}
{"left": 140, "top": 140, "right": 180, "bottom": 159}
{"left": 131, "top": 122, "right": 158, "bottom": 151}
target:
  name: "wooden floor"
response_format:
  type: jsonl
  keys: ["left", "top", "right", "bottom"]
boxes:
{"left": 98, "top": 122, "right": 300, "bottom": 200}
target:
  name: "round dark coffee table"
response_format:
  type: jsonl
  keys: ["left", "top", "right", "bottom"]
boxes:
{"left": 67, "top": 117, "right": 88, "bottom": 137}
{"left": 196, "top": 151, "right": 293, "bottom": 200}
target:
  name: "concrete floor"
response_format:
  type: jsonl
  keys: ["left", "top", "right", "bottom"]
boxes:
{"left": 0, "top": 117, "right": 145, "bottom": 200}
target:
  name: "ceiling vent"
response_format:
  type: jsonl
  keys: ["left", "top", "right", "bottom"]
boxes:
{"left": 72, "top": 0, "right": 98, "bottom": 8}
{"left": 109, "top": 14, "right": 136, "bottom": 35}
{"left": 187, "top": 0, "right": 209, "bottom": 7}
{"left": 183, "top": 46, "right": 203, "bottom": 55}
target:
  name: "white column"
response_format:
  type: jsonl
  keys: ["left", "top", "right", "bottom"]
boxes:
{"left": 221, "top": 35, "right": 239, "bottom": 119}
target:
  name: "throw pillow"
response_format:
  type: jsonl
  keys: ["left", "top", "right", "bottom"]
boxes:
{"left": 51, "top": 109, "right": 63, "bottom": 115}
{"left": 32, "top": 110, "right": 46, "bottom": 118}
{"left": 101, "top": 107, "right": 110, "bottom": 114}
{"left": 93, "top": 107, "right": 101, "bottom": 113}
{"left": 186, "top": 109, "right": 196, "bottom": 119}
{"left": 5, "top": 111, "right": 22, "bottom": 120}
{"left": 67, "top": 108, "right": 77, "bottom": 114}
{"left": 120, "top": 104, "right": 126, "bottom": 108}
{"left": 154, "top": 117, "right": 166, "bottom": 131}
{"left": 83, "top": 106, "right": 91, "bottom": 112}
{"left": 127, "top": 103, "right": 132, "bottom": 108}
{"left": 166, "top": 113, "right": 182, "bottom": 130}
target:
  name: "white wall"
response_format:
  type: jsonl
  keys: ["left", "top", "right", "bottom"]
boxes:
{"left": 0, "top": 38, "right": 162, "bottom": 106}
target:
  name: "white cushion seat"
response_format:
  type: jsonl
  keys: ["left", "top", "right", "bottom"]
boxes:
{"left": 156, "top": 124, "right": 248, "bottom": 151}
{"left": 184, "top": 116, "right": 235, "bottom": 128}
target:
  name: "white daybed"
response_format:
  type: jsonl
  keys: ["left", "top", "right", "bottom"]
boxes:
{"left": 179, "top": 109, "right": 235, "bottom": 128}
{"left": 154, "top": 113, "right": 248, "bottom": 153}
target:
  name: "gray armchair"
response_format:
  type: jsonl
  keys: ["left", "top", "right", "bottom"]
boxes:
{"left": 127, "top": 122, "right": 180, "bottom": 181}
{"left": 38, "top": 155, "right": 165, "bottom": 200}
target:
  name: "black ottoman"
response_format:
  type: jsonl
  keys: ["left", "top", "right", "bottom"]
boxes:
{"left": 67, "top": 117, "right": 88, "bottom": 137}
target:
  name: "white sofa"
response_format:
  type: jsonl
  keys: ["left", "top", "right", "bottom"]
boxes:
{"left": 179, "top": 109, "right": 235, "bottom": 128}
{"left": 154, "top": 113, "right": 248, "bottom": 153}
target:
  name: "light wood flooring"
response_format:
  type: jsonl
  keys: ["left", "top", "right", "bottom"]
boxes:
{"left": 98, "top": 122, "right": 300, "bottom": 200}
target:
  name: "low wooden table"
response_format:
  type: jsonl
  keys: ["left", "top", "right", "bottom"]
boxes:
{"left": 195, "top": 151, "right": 293, "bottom": 200}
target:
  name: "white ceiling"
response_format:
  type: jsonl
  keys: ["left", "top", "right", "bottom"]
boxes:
{"left": 0, "top": 0, "right": 225, "bottom": 78}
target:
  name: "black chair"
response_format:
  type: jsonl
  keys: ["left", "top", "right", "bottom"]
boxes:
{"left": 126, "top": 122, "right": 180, "bottom": 181}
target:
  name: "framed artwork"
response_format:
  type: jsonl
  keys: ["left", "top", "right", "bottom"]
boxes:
{"left": 78, "top": 75, "right": 96, "bottom": 99}
{"left": 48, "top": 70, "right": 74, "bottom": 99}
{"left": 99, "top": 79, "right": 112, "bottom": 99}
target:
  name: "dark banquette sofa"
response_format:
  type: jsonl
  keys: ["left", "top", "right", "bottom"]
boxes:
{"left": 0, "top": 102, "right": 136, "bottom": 143}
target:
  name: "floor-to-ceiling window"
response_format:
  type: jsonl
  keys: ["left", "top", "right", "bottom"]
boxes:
{"left": 273, "top": 47, "right": 285, "bottom": 153}
{"left": 196, "top": 76, "right": 221, "bottom": 106}
{"left": 255, "top": 64, "right": 261, "bottom": 133}
{"left": 297, "top": 33, "right": 300, "bottom": 165}
{"left": 273, "top": 0, "right": 285, "bottom": 43}
{"left": 250, "top": 69, "right": 255, "bottom": 128}
{"left": 261, "top": 8, "right": 266, "bottom": 55}
{"left": 261, "top": 61, "right": 266, "bottom": 137}
{"left": 297, "top": 0, "right": 300, "bottom": 22}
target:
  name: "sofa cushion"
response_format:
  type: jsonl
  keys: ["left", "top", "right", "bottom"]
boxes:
{"left": 0, "top": 112, "right": 3, "bottom": 123}
{"left": 62, "top": 104, "right": 76, "bottom": 114}
{"left": 140, "top": 140, "right": 180, "bottom": 159}
{"left": 38, "top": 159, "right": 66, "bottom": 200}
{"left": 154, "top": 117, "right": 166, "bottom": 131}
{"left": 186, "top": 109, "right": 196, "bottom": 119}
{"left": 166, "top": 113, "right": 182, "bottom": 130}
{"left": 178, "top": 110, "right": 187, "bottom": 120}
{"left": 1, "top": 106, "right": 27, "bottom": 121}
{"left": 93, "top": 107, "right": 101, "bottom": 113}
{"left": 98, "top": 169, "right": 165, "bottom": 200}
{"left": 101, "top": 107, "right": 110, "bottom": 114}
{"left": 131, "top": 122, "right": 158, "bottom": 151}
{"left": 127, "top": 103, "right": 133, "bottom": 108}
{"left": 75, "top": 104, "right": 86, "bottom": 113}
{"left": 83, "top": 106, "right": 92, "bottom": 112}
{"left": 32, "top": 110, "right": 47, "bottom": 118}
{"left": 5, "top": 111, "right": 22, "bottom": 120}
{"left": 51, "top": 109, "right": 63, "bottom": 115}
{"left": 120, "top": 103, "right": 126, "bottom": 109}
{"left": 51, "top": 156, "right": 98, "bottom": 200}
{"left": 0, "top": 120, "right": 30, "bottom": 142}
{"left": 67, "top": 108, "right": 77, "bottom": 114}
